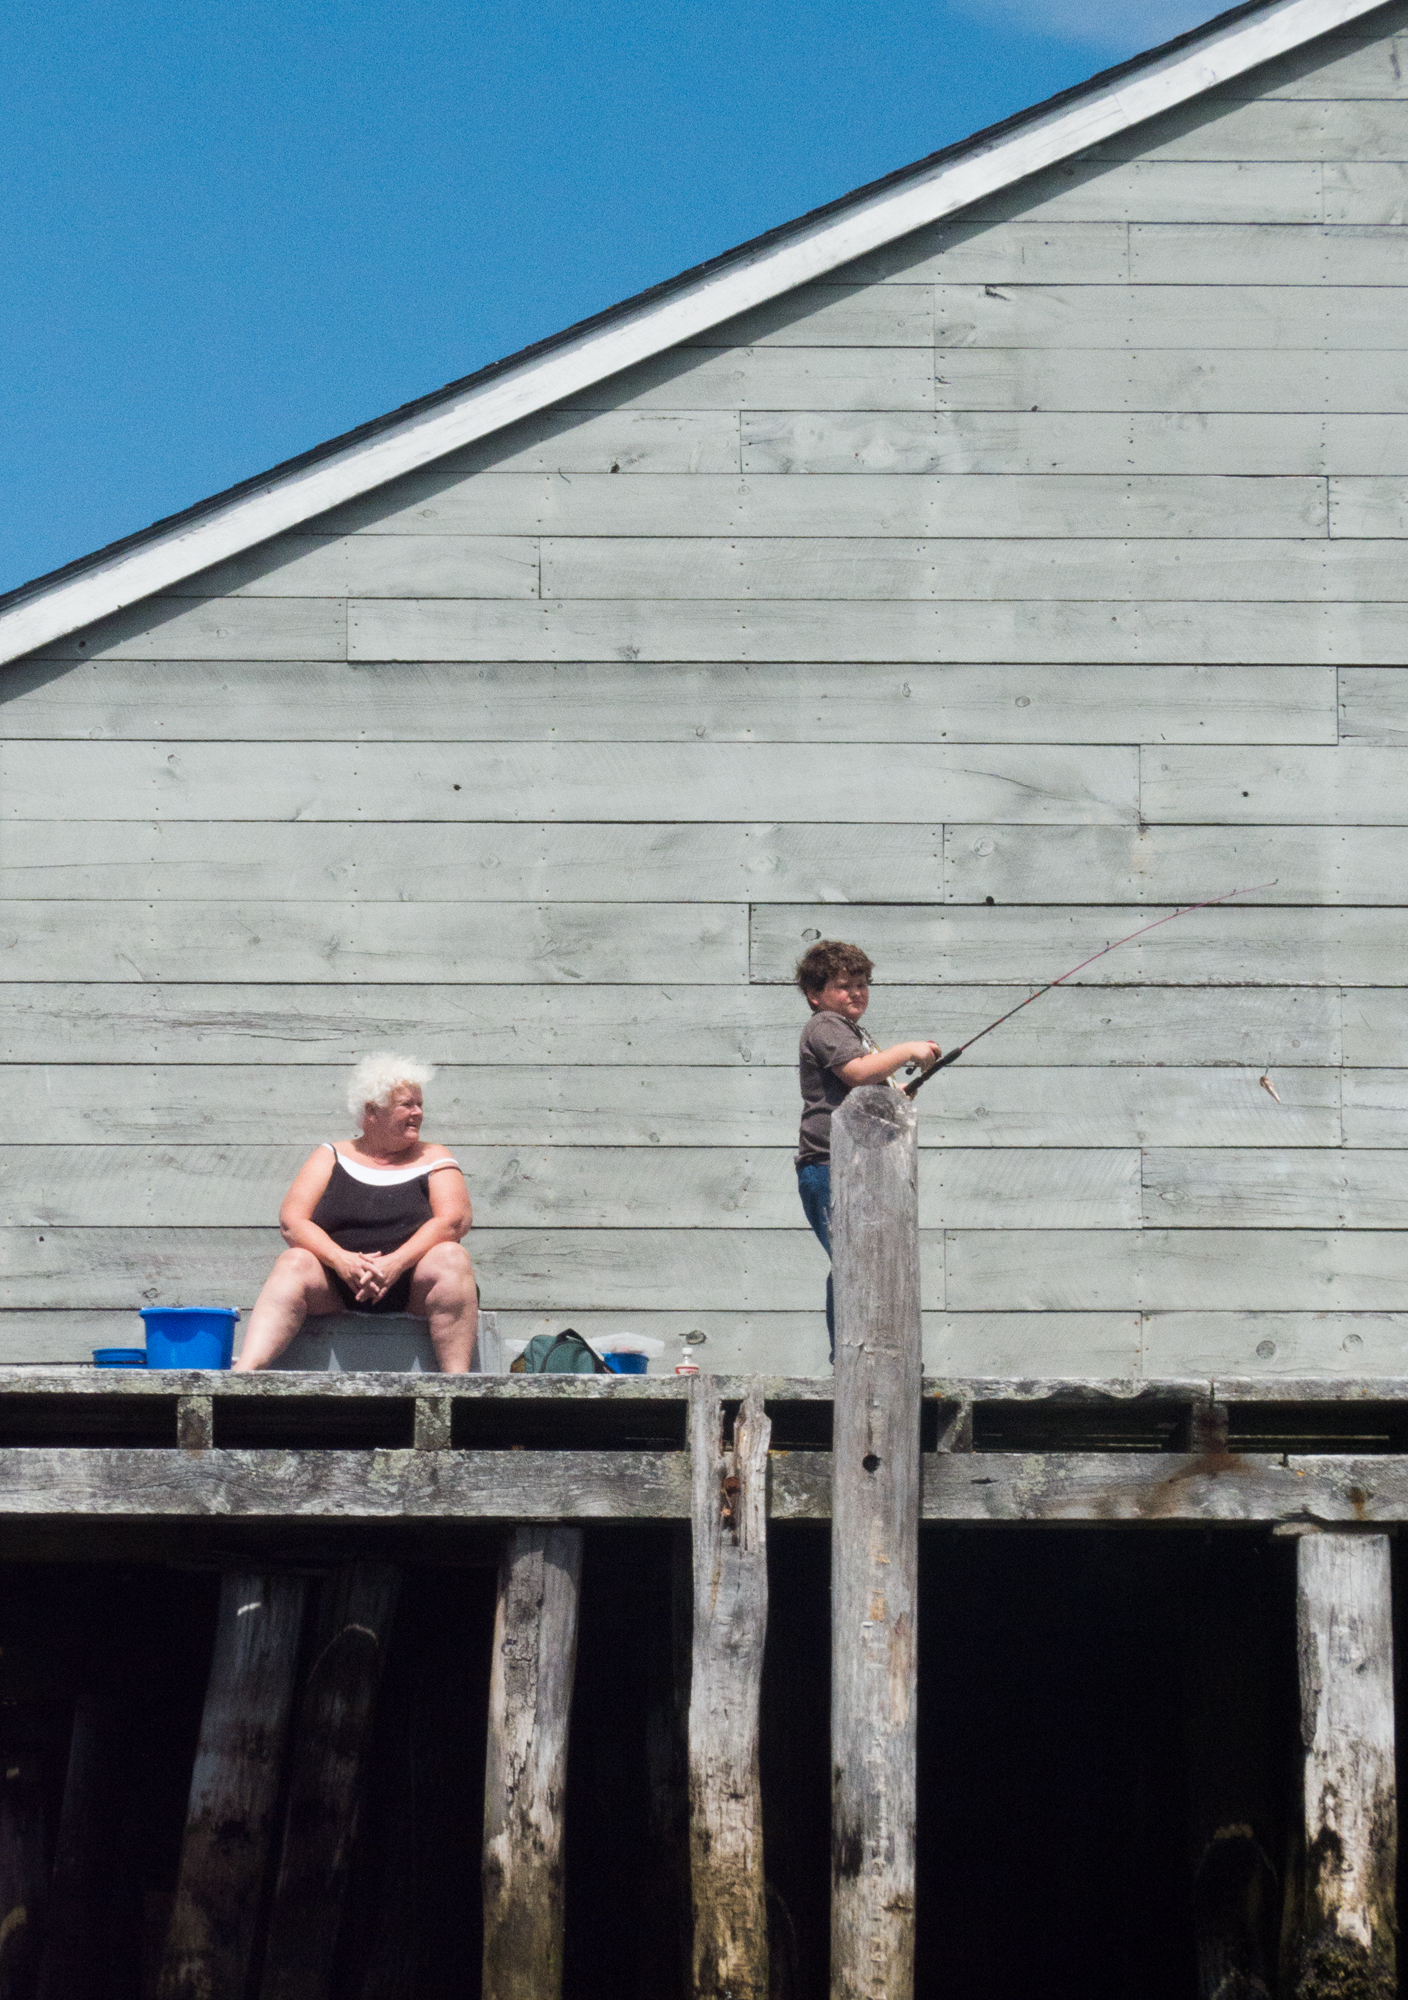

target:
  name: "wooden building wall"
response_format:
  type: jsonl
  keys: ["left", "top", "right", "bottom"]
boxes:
{"left": 4, "top": 3, "right": 1408, "bottom": 1376}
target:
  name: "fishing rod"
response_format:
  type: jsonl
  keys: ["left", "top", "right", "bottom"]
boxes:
{"left": 904, "top": 881, "right": 1277, "bottom": 1098}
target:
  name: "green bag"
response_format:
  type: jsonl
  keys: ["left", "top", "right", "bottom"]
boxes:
{"left": 512, "top": 1329, "right": 610, "bottom": 1375}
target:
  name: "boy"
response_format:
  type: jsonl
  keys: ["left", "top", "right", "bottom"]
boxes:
{"left": 794, "top": 940, "right": 940, "bottom": 1359}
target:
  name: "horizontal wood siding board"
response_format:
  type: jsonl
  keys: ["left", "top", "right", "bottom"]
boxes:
{"left": 820, "top": 219, "right": 1132, "bottom": 285}
{"left": 35, "top": 598, "right": 347, "bottom": 662}
{"left": 177, "top": 535, "right": 540, "bottom": 600}
{"left": 1087, "top": 96, "right": 1408, "bottom": 161}
{"left": 1143, "top": 744, "right": 1408, "bottom": 821}
{"left": 1332, "top": 476, "right": 1408, "bottom": 536}
{"left": 0, "top": 741, "right": 1139, "bottom": 824}
{"left": 1143, "top": 1148, "right": 1408, "bottom": 1227}
{"left": 431, "top": 410, "right": 742, "bottom": 474}
{"left": 924, "top": 283, "right": 1408, "bottom": 349}
{"left": 1141, "top": 1310, "right": 1408, "bottom": 1374}
{"left": 1130, "top": 221, "right": 1408, "bottom": 284}
{"left": 0, "top": 982, "right": 1342, "bottom": 1067}
{"left": 0, "top": 661, "right": 1336, "bottom": 746}
{"left": 1343, "top": 1069, "right": 1408, "bottom": 1143}
{"left": 965, "top": 160, "right": 1329, "bottom": 223}
{"left": 559, "top": 346, "right": 936, "bottom": 412}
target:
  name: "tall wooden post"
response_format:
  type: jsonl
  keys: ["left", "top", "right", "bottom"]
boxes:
{"left": 35, "top": 1695, "right": 124, "bottom": 2000}
{"left": 830, "top": 1084, "right": 921, "bottom": 2000}
{"left": 688, "top": 1377, "right": 771, "bottom": 2000}
{"left": 481, "top": 1525, "right": 584, "bottom": 2000}
{"left": 259, "top": 1564, "right": 401, "bottom": 2000}
{"left": 1291, "top": 1532, "right": 1397, "bottom": 2000}
{"left": 158, "top": 1573, "right": 308, "bottom": 2000}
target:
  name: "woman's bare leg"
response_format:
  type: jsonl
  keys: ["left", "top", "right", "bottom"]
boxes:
{"left": 408, "top": 1242, "right": 479, "bottom": 1373}
{"left": 234, "top": 1248, "right": 342, "bottom": 1371}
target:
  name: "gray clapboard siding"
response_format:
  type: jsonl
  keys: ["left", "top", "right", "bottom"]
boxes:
{"left": 315, "top": 471, "right": 1330, "bottom": 540}
{"left": 0, "top": 1226, "right": 947, "bottom": 1312}
{"left": 934, "top": 351, "right": 1408, "bottom": 417}
{"left": 537, "top": 537, "right": 1407, "bottom": 604}
{"left": 945, "top": 1228, "right": 1408, "bottom": 1311}
{"left": 686, "top": 284, "right": 933, "bottom": 347}
{"left": 930, "top": 283, "right": 1408, "bottom": 350}
{"left": 966, "top": 160, "right": 1327, "bottom": 224}
{"left": 750, "top": 903, "right": 1408, "bottom": 987}
{"left": 0, "top": 1143, "right": 1140, "bottom": 1232}
{"left": 0, "top": 1063, "right": 1341, "bottom": 1150}
{"left": 433, "top": 409, "right": 741, "bottom": 474}
{"left": 1326, "top": 160, "right": 1408, "bottom": 222}
{"left": 35, "top": 598, "right": 347, "bottom": 663}
{"left": 1143, "top": 745, "right": 1408, "bottom": 823}
{"left": 1221, "top": 21, "right": 1408, "bottom": 98}
{"left": 1089, "top": 95, "right": 1408, "bottom": 162}
{"left": 0, "top": 740, "right": 1138, "bottom": 825}
{"left": 1142, "top": 1310, "right": 1408, "bottom": 1375}
{"left": 741, "top": 413, "right": 1408, "bottom": 477}
{"left": 562, "top": 346, "right": 934, "bottom": 412}
{"left": 836, "top": 218, "right": 1131, "bottom": 284}
{"left": 1144, "top": 1149, "right": 1408, "bottom": 1228}
{"left": 1130, "top": 221, "right": 1408, "bottom": 284}
{"left": 1331, "top": 476, "right": 1408, "bottom": 536}
{"left": 944, "top": 824, "right": 1407, "bottom": 904}
{"left": 0, "top": 981, "right": 1342, "bottom": 1068}
{"left": 347, "top": 596, "right": 1407, "bottom": 664}
{"left": 1344, "top": 991, "right": 1408, "bottom": 1065}
{"left": 178, "top": 535, "right": 540, "bottom": 600}
{"left": 0, "top": 901, "right": 747, "bottom": 984}
{"left": 0, "top": 820, "right": 943, "bottom": 905}
{"left": 1343, "top": 1070, "right": 1408, "bottom": 1144}
{"left": 0, "top": 660, "right": 1336, "bottom": 747}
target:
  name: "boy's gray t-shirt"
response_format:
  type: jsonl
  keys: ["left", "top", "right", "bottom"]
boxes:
{"left": 796, "top": 1009, "right": 868, "bottom": 1164}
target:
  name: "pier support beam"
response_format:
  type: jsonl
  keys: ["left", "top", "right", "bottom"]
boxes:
{"left": 1292, "top": 1532, "right": 1397, "bottom": 2000}
{"left": 158, "top": 1573, "right": 308, "bottom": 2000}
{"left": 481, "top": 1525, "right": 583, "bottom": 2000}
{"left": 688, "top": 1377, "right": 771, "bottom": 2000}
{"left": 829, "top": 1084, "right": 921, "bottom": 2000}
{"left": 259, "top": 1563, "right": 401, "bottom": 2000}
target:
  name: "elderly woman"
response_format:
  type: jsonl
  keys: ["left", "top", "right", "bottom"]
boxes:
{"left": 234, "top": 1053, "right": 478, "bottom": 1372}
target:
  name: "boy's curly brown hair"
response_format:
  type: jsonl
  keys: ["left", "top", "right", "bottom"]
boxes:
{"left": 794, "top": 940, "right": 875, "bottom": 997}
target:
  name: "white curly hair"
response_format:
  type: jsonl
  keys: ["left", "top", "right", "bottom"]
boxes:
{"left": 346, "top": 1052, "right": 436, "bottom": 1128}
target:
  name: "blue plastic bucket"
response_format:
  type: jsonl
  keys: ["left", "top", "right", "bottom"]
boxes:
{"left": 604, "top": 1351, "right": 649, "bottom": 1374}
{"left": 140, "top": 1307, "right": 240, "bottom": 1370}
{"left": 94, "top": 1348, "right": 146, "bottom": 1368}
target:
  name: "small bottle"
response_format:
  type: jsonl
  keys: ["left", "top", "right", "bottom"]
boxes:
{"left": 674, "top": 1341, "right": 699, "bottom": 1376}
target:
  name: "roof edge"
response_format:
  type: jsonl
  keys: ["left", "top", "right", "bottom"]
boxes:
{"left": 0, "top": 0, "right": 1391, "bottom": 666}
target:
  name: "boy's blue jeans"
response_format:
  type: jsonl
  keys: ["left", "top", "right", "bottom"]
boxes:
{"left": 796, "top": 1159, "right": 835, "bottom": 1361}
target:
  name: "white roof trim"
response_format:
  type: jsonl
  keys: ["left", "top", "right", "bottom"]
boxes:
{"left": 0, "top": 0, "right": 1391, "bottom": 667}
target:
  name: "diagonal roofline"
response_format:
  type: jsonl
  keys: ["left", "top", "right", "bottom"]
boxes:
{"left": 0, "top": 0, "right": 1392, "bottom": 666}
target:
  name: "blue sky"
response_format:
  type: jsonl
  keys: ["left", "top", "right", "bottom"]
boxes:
{"left": 1, "top": 0, "right": 1210, "bottom": 596}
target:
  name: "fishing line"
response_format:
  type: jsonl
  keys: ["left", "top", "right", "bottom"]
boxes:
{"left": 904, "top": 880, "right": 1278, "bottom": 1098}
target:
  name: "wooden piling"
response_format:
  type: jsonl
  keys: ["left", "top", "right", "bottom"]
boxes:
{"left": 1291, "top": 1532, "right": 1397, "bottom": 2000}
{"left": 258, "top": 1563, "right": 401, "bottom": 2000}
{"left": 481, "top": 1525, "right": 583, "bottom": 2000}
{"left": 688, "top": 1377, "right": 771, "bottom": 2000}
{"left": 35, "top": 1694, "right": 123, "bottom": 2000}
{"left": 829, "top": 1083, "right": 922, "bottom": 2000}
{"left": 157, "top": 1573, "right": 308, "bottom": 2000}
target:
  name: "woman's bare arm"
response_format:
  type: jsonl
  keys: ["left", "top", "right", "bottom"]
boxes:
{"left": 277, "top": 1148, "right": 376, "bottom": 1291}
{"left": 357, "top": 1162, "right": 472, "bottom": 1299}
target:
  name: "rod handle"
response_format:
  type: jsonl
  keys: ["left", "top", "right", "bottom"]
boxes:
{"left": 903, "top": 1045, "right": 962, "bottom": 1098}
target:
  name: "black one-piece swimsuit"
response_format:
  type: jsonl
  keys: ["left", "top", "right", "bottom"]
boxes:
{"left": 309, "top": 1146, "right": 460, "bottom": 1315}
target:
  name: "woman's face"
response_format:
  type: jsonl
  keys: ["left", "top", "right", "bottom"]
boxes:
{"left": 362, "top": 1084, "right": 424, "bottom": 1152}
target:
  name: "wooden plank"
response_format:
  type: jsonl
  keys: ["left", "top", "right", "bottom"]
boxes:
{"left": 744, "top": 410, "right": 1408, "bottom": 477}
{"left": 0, "top": 657, "right": 1334, "bottom": 746}
{"left": 1291, "top": 1534, "right": 1397, "bottom": 2000}
{"left": 944, "top": 823, "right": 1400, "bottom": 903}
{"left": 158, "top": 1574, "right": 307, "bottom": 2000}
{"left": 1142, "top": 1310, "right": 1408, "bottom": 1377}
{"left": 932, "top": 350, "right": 1408, "bottom": 419}
{"left": 0, "top": 740, "right": 1139, "bottom": 825}
{"left": 1143, "top": 745, "right": 1408, "bottom": 823}
{"left": 1331, "top": 477, "right": 1408, "bottom": 538}
{"left": 37, "top": 598, "right": 346, "bottom": 663}
{"left": 349, "top": 596, "right": 1408, "bottom": 665}
{"left": 1345, "top": 990, "right": 1408, "bottom": 1065}
{"left": 926, "top": 1310, "right": 1142, "bottom": 1376}
{"left": 0, "top": 981, "right": 1340, "bottom": 1069}
{"left": 0, "top": 821, "right": 944, "bottom": 905}
{"left": 177, "top": 534, "right": 539, "bottom": 600}
{"left": 904, "top": 1068, "right": 1339, "bottom": 1149}
{"left": 560, "top": 345, "right": 935, "bottom": 413}
{"left": 259, "top": 1564, "right": 401, "bottom": 2000}
{"left": 0, "top": 1142, "right": 1141, "bottom": 1232}
{"left": 1131, "top": 221, "right": 1408, "bottom": 284}
{"left": 837, "top": 218, "right": 1130, "bottom": 284}
{"left": 1224, "top": 25, "right": 1408, "bottom": 97}
{"left": 945, "top": 1229, "right": 1408, "bottom": 1312}
{"left": 312, "top": 470, "right": 1329, "bottom": 540}
{"left": 539, "top": 536, "right": 1408, "bottom": 604}
{"left": 750, "top": 902, "right": 1408, "bottom": 987}
{"left": 1325, "top": 161, "right": 1408, "bottom": 224}
{"left": 829, "top": 1085, "right": 921, "bottom": 2000}
{"left": 684, "top": 283, "right": 933, "bottom": 349}
{"left": 1144, "top": 1149, "right": 1408, "bottom": 1229}
{"left": 482, "top": 1526, "right": 583, "bottom": 2000}
{"left": 965, "top": 158, "right": 1326, "bottom": 223}
{"left": 1088, "top": 96, "right": 1408, "bottom": 162}
{"left": 688, "top": 1380, "right": 770, "bottom": 2000}
{"left": 0, "top": 900, "right": 747, "bottom": 984}
{"left": 919, "top": 281, "right": 1408, "bottom": 350}
{"left": 906, "top": 1455, "right": 1408, "bottom": 1524}
{"left": 431, "top": 408, "right": 741, "bottom": 474}
{"left": 0, "top": 1225, "right": 949, "bottom": 1313}
{"left": 1343, "top": 1070, "right": 1408, "bottom": 1144}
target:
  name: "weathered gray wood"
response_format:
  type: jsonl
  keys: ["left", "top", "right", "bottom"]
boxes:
{"left": 1317, "top": 479, "right": 1408, "bottom": 545}
{"left": 683, "top": 284, "right": 933, "bottom": 348}
{"left": 1222, "top": 25, "right": 1408, "bottom": 97}
{"left": 1144, "top": 745, "right": 1408, "bottom": 824}
{"left": 1089, "top": 94, "right": 1408, "bottom": 161}
{"left": 37, "top": 596, "right": 346, "bottom": 661}
{"left": 966, "top": 158, "right": 1326, "bottom": 223}
{"left": 476, "top": 1308, "right": 505, "bottom": 1373}
{"left": 1131, "top": 221, "right": 1408, "bottom": 285}
{"left": 1325, "top": 161, "right": 1408, "bottom": 223}
{"left": 259, "top": 1564, "right": 401, "bottom": 2000}
{"left": 177, "top": 1395, "right": 214, "bottom": 1448}
{"left": 729, "top": 221, "right": 1130, "bottom": 293}
{"left": 34, "top": 1695, "right": 123, "bottom": 2000}
{"left": 688, "top": 1378, "right": 771, "bottom": 2000}
{"left": 1340, "top": 666, "right": 1408, "bottom": 741}
{"left": 1291, "top": 1534, "right": 1397, "bottom": 2000}
{"left": 158, "top": 1573, "right": 307, "bottom": 2000}
{"left": 0, "top": 738, "right": 1140, "bottom": 825}
{"left": 829, "top": 1086, "right": 922, "bottom": 2000}
{"left": 432, "top": 406, "right": 740, "bottom": 474}
{"left": 1343, "top": 1071, "right": 1408, "bottom": 1146}
{"left": 1142, "top": 1311, "right": 1408, "bottom": 1379}
{"left": 0, "top": 899, "right": 747, "bottom": 983}
{"left": 561, "top": 343, "right": 934, "bottom": 411}
{"left": 1346, "top": 990, "right": 1408, "bottom": 1066}
{"left": 183, "top": 533, "right": 539, "bottom": 599}
{"left": 1145, "top": 1150, "right": 1408, "bottom": 1229}
{"left": 933, "top": 281, "right": 1408, "bottom": 351}
{"left": 482, "top": 1525, "right": 584, "bottom": 2000}
{"left": 347, "top": 595, "right": 1408, "bottom": 665}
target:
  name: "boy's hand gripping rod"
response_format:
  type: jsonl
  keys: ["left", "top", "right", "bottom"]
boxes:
{"left": 904, "top": 882, "right": 1276, "bottom": 1098}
